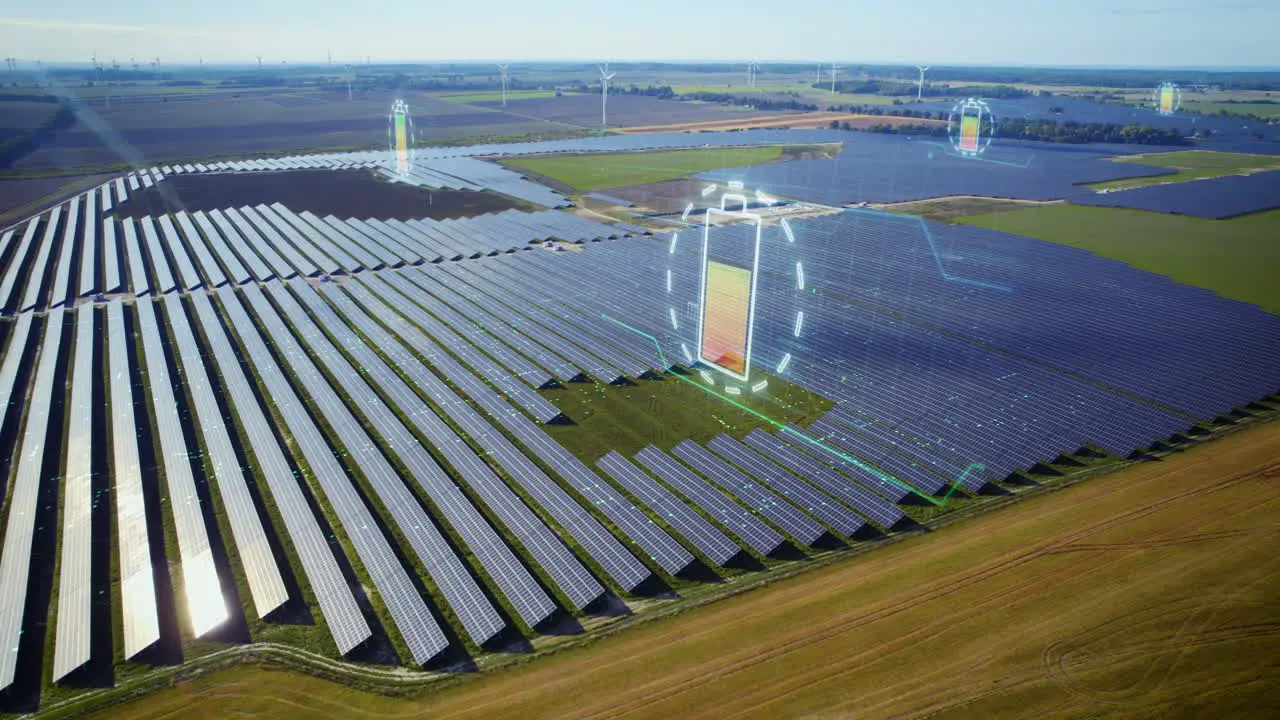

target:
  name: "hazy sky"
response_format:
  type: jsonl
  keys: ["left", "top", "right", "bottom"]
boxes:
{"left": 1, "top": 1, "right": 1276, "bottom": 68}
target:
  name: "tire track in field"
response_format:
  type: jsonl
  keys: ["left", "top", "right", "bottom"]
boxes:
{"left": 572, "top": 458, "right": 1279, "bottom": 720}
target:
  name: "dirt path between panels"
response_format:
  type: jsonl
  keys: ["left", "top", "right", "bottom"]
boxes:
{"left": 96, "top": 421, "right": 1280, "bottom": 720}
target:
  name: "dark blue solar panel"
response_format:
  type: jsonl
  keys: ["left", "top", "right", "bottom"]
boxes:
{"left": 1072, "top": 170, "right": 1280, "bottom": 218}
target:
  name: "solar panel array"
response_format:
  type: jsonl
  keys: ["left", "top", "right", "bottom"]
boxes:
{"left": 0, "top": 195, "right": 639, "bottom": 315}
{"left": 1072, "top": 170, "right": 1280, "bottom": 218}
{"left": 0, "top": 126, "right": 1277, "bottom": 699}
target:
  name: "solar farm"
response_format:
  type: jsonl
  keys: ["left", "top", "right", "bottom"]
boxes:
{"left": 0, "top": 61, "right": 1279, "bottom": 718}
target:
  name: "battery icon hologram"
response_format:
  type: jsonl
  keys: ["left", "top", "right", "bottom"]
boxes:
{"left": 1159, "top": 85, "right": 1174, "bottom": 114}
{"left": 959, "top": 108, "right": 981, "bottom": 153}
{"left": 697, "top": 193, "right": 762, "bottom": 383}
{"left": 391, "top": 99, "right": 410, "bottom": 176}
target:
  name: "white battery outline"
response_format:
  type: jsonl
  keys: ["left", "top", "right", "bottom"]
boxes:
{"left": 696, "top": 192, "right": 763, "bottom": 383}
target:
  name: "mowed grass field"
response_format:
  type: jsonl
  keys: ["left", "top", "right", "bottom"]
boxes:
{"left": 1088, "top": 150, "right": 1280, "bottom": 190}
{"left": 1183, "top": 101, "right": 1280, "bottom": 119}
{"left": 90, "top": 420, "right": 1280, "bottom": 720}
{"left": 503, "top": 146, "right": 784, "bottom": 190}
{"left": 960, "top": 204, "right": 1280, "bottom": 313}
{"left": 542, "top": 371, "right": 833, "bottom": 465}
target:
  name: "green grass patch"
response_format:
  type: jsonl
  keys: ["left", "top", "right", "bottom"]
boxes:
{"left": 433, "top": 90, "right": 564, "bottom": 103}
{"left": 541, "top": 371, "right": 834, "bottom": 466}
{"left": 958, "top": 204, "right": 1280, "bottom": 313}
{"left": 1183, "top": 101, "right": 1280, "bottom": 119}
{"left": 1087, "top": 150, "right": 1280, "bottom": 190}
{"left": 502, "top": 146, "right": 785, "bottom": 191}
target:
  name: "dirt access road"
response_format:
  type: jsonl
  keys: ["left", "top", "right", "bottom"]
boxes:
{"left": 96, "top": 421, "right": 1280, "bottom": 720}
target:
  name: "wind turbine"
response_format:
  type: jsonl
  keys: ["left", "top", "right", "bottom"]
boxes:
{"left": 916, "top": 65, "right": 930, "bottom": 101}
{"left": 344, "top": 64, "right": 353, "bottom": 100}
{"left": 257, "top": 56, "right": 263, "bottom": 68}
{"left": 153, "top": 57, "right": 161, "bottom": 78}
{"left": 599, "top": 62, "right": 616, "bottom": 130}
{"left": 497, "top": 63, "right": 510, "bottom": 106}
{"left": 748, "top": 60, "right": 763, "bottom": 88}
{"left": 829, "top": 64, "right": 840, "bottom": 95}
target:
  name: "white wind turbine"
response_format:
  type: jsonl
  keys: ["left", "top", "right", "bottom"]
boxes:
{"left": 829, "top": 63, "right": 840, "bottom": 94}
{"left": 746, "top": 60, "right": 761, "bottom": 88}
{"left": 916, "top": 65, "right": 930, "bottom": 101}
{"left": 497, "top": 63, "right": 510, "bottom": 106}
{"left": 599, "top": 62, "right": 616, "bottom": 130}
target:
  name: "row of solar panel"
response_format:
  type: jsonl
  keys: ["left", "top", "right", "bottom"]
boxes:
{"left": 0, "top": 192, "right": 638, "bottom": 313}
{"left": 467, "top": 225, "right": 1272, "bottom": 491}
{"left": 1072, "top": 170, "right": 1280, "bottom": 219}
{"left": 0, "top": 267, "right": 932, "bottom": 692}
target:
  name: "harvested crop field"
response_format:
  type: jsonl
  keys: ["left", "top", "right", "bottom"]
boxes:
{"left": 111, "top": 169, "right": 523, "bottom": 221}
{"left": 90, "top": 421, "right": 1280, "bottom": 720}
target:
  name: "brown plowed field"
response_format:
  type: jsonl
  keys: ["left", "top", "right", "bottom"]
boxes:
{"left": 111, "top": 169, "right": 522, "bottom": 221}
{"left": 95, "top": 421, "right": 1280, "bottom": 720}
{"left": 616, "top": 112, "right": 946, "bottom": 134}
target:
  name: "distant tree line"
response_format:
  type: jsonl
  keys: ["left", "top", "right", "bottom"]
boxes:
{"left": 856, "top": 118, "right": 1190, "bottom": 146}
{"left": 815, "top": 80, "right": 1032, "bottom": 99}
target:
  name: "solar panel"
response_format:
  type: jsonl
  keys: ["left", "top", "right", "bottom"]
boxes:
{"left": 377, "top": 271, "right": 553, "bottom": 389}
{"left": 0, "top": 311, "right": 60, "bottom": 691}
{"left": 135, "top": 298, "right": 229, "bottom": 636}
{"left": 207, "top": 209, "right": 272, "bottom": 282}
{"left": 807, "top": 418, "right": 948, "bottom": 496}
{"left": 257, "top": 283, "right": 509, "bottom": 646}
{"left": 48, "top": 195, "right": 81, "bottom": 308}
{"left": 99, "top": 182, "right": 113, "bottom": 212}
{"left": 101, "top": 217, "right": 122, "bottom": 293}
{"left": 440, "top": 262, "right": 631, "bottom": 382}
{"left": 162, "top": 294, "right": 286, "bottom": 617}
{"left": 1073, "top": 171, "right": 1280, "bottom": 219}
{"left": 286, "top": 280, "right": 559, "bottom": 629}
{"left": 78, "top": 191, "right": 98, "bottom": 297}
{"left": 365, "top": 273, "right": 561, "bottom": 420}
{"left": 106, "top": 300, "right": 161, "bottom": 660}
{"left": 222, "top": 208, "right": 296, "bottom": 280}
{"left": 302, "top": 213, "right": 385, "bottom": 270}
{"left": 318, "top": 283, "right": 603, "bottom": 610}
{"left": 255, "top": 204, "right": 343, "bottom": 275}
{"left": 173, "top": 212, "right": 228, "bottom": 288}
{"left": 325, "top": 216, "right": 412, "bottom": 267}
{"left": 156, "top": 215, "right": 203, "bottom": 291}
{"left": 224, "top": 285, "right": 450, "bottom": 662}
{"left": 364, "top": 219, "right": 445, "bottom": 263}
{"left": 188, "top": 292, "right": 369, "bottom": 653}
{"left": 435, "top": 264, "right": 621, "bottom": 384}
{"left": 19, "top": 205, "right": 62, "bottom": 312}
{"left": 51, "top": 305, "right": 95, "bottom": 683}
{"left": 337, "top": 280, "right": 652, "bottom": 592}
{"left": 743, "top": 429, "right": 905, "bottom": 529}
{"left": 137, "top": 216, "right": 177, "bottom": 294}
{"left": 401, "top": 268, "right": 584, "bottom": 383}
{"left": 673, "top": 441, "right": 826, "bottom": 546}
{"left": 349, "top": 218, "right": 432, "bottom": 263}
{"left": 271, "top": 205, "right": 363, "bottom": 271}
{"left": 632, "top": 446, "right": 784, "bottom": 556}
{"left": 708, "top": 435, "right": 866, "bottom": 537}
{"left": 0, "top": 219, "right": 40, "bottom": 311}
{"left": 115, "top": 177, "right": 128, "bottom": 201}
{"left": 238, "top": 206, "right": 319, "bottom": 277}
{"left": 597, "top": 452, "right": 742, "bottom": 566}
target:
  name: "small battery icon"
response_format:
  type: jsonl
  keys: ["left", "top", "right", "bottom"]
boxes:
{"left": 959, "top": 109, "right": 981, "bottom": 154}
{"left": 392, "top": 100, "right": 410, "bottom": 176}
{"left": 1159, "top": 85, "right": 1175, "bottom": 114}
{"left": 697, "top": 193, "right": 762, "bottom": 383}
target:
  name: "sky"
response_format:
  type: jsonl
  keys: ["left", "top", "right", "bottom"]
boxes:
{"left": 0, "top": 0, "right": 1276, "bottom": 69}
